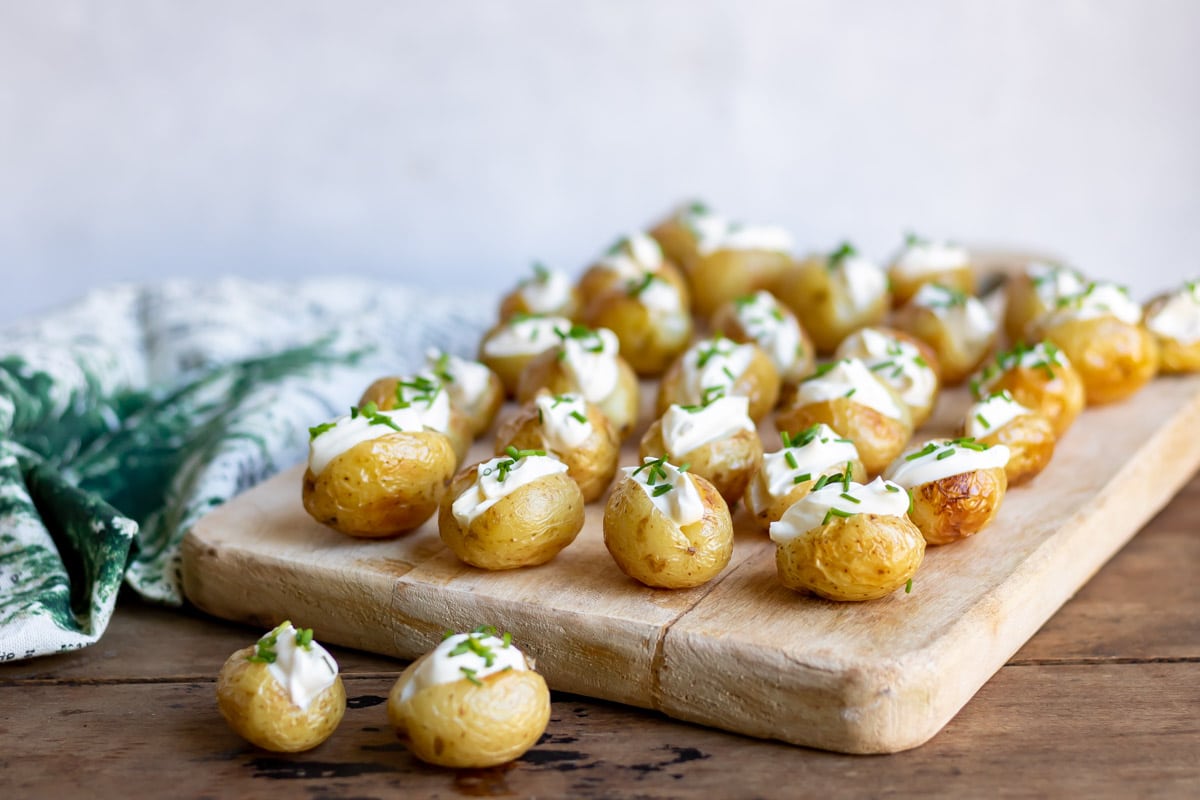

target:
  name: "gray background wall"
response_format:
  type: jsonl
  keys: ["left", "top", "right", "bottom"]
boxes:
{"left": 3, "top": 0, "right": 1198, "bottom": 323}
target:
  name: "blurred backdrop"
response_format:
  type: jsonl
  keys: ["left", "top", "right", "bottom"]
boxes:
{"left": 3, "top": 0, "right": 1198, "bottom": 323}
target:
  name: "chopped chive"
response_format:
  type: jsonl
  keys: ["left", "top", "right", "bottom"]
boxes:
{"left": 905, "top": 443, "right": 938, "bottom": 461}
{"left": 652, "top": 483, "right": 674, "bottom": 497}
{"left": 460, "top": 666, "right": 483, "bottom": 686}
{"left": 976, "top": 413, "right": 989, "bottom": 428}
{"left": 905, "top": 578, "right": 913, "bottom": 594}
{"left": 936, "top": 448, "right": 955, "bottom": 461}
{"left": 569, "top": 410, "right": 588, "bottom": 424}
{"left": 784, "top": 451, "right": 799, "bottom": 469}
{"left": 308, "top": 421, "right": 336, "bottom": 440}
{"left": 840, "top": 492, "right": 861, "bottom": 504}
{"left": 844, "top": 388, "right": 857, "bottom": 399}
{"left": 792, "top": 472, "right": 813, "bottom": 484}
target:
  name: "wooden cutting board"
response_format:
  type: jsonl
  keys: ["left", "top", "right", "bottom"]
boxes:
{"left": 181, "top": 373, "right": 1200, "bottom": 754}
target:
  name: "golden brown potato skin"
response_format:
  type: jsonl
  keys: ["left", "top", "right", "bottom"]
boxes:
{"left": 649, "top": 215, "right": 701, "bottom": 271}
{"left": 743, "top": 459, "right": 868, "bottom": 532}
{"left": 498, "top": 284, "right": 582, "bottom": 323}
{"left": 894, "top": 303, "right": 995, "bottom": 386}
{"left": 709, "top": 296, "right": 816, "bottom": 386}
{"left": 581, "top": 286, "right": 694, "bottom": 376}
{"left": 438, "top": 465, "right": 585, "bottom": 570}
{"left": 302, "top": 432, "right": 456, "bottom": 538}
{"left": 655, "top": 344, "right": 781, "bottom": 422}
{"left": 1144, "top": 293, "right": 1200, "bottom": 374}
{"left": 775, "top": 397, "right": 913, "bottom": 477}
{"left": 975, "top": 358, "right": 1085, "bottom": 438}
{"left": 908, "top": 467, "right": 1008, "bottom": 546}
{"left": 1004, "top": 270, "right": 1056, "bottom": 344}
{"left": 217, "top": 646, "right": 346, "bottom": 753}
{"left": 603, "top": 473, "right": 733, "bottom": 589}
{"left": 515, "top": 349, "right": 641, "bottom": 439}
{"left": 774, "top": 514, "right": 925, "bottom": 601}
{"left": 889, "top": 265, "right": 975, "bottom": 309}
{"left": 388, "top": 665, "right": 550, "bottom": 768}
{"left": 494, "top": 400, "right": 620, "bottom": 503}
{"left": 638, "top": 420, "right": 763, "bottom": 506}
{"left": 1043, "top": 317, "right": 1159, "bottom": 405}
{"left": 359, "top": 377, "right": 472, "bottom": 463}
{"left": 772, "top": 258, "right": 890, "bottom": 355}
{"left": 977, "top": 414, "right": 1057, "bottom": 486}
{"left": 577, "top": 257, "right": 691, "bottom": 309}
{"left": 686, "top": 249, "right": 794, "bottom": 318}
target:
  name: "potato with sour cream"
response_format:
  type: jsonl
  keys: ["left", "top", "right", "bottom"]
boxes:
{"left": 388, "top": 626, "right": 550, "bottom": 768}
{"left": 498, "top": 262, "right": 582, "bottom": 322}
{"left": 961, "top": 391, "right": 1056, "bottom": 486}
{"left": 359, "top": 373, "right": 472, "bottom": 464}
{"left": 217, "top": 621, "right": 346, "bottom": 753}
{"left": 577, "top": 232, "right": 691, "bottom": 309}
{"left": 603, "top": 456, "right": 733, "bottom": 589}
{"left": 744, "top": 425, "right": 868, "bottom": 532}
{"left": 770, "top": 476, "right": 924, "bottom": 601}
{"left": 970, "top": 341, "right": 1085, "bottom": 437}
{"left": 710, "top": 290, "right": 816, "bottom": 391}
{"left": 894, "top": 283, "right": 998, "bottom": 386}
{"left": 1003, "top": 261, "right": 1089, "bottom": 345}
{"left": 438, "top": 449, "right": 585, "bottom": 570}
{"left": 773, "top": 242, "right": 890, "bottom": 355}
{"left": 425, "top": 349, "right": 506, "bottom": 438}
{"left": 887, "top": 234, "right": 975, "bottom": 308}
{"left": 656, "top": 336, "right": 781, "bottom": 422}
{"left": 302, "top": 403, "right": 457, "bottom": 538}
{"left": 834, "top": 327, "right": 941, "bottom": 428}
{"left": 581, "top": 272, "right": 693, "bottom": 377}
{"left": 1143, "top": 280, "right": 1200, "bottom": 374}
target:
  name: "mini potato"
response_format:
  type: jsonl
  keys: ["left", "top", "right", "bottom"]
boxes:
{"left": 498, "top": 263, "right": 582, "bottom": 322}
{"left": 439, "top": 451, "right": 585, "bottom": 570}
{"left": 1003, "top": 262, "right": 1089, "bottom": 344}
{"left": 963, "top": 393, "right": 1056, "bottom": 486}
{"left": 648, "top": 200, "right": 710, "bottom": 269}
{"left": 581, "top": 274, "right": 693, "bottom": 376}
{"left": 359, "top": 375, "right": 472, "bottom": 463}
{"left": 772, "top": 243, "right": 890, "bottom": 355}
{"left": 494, "top": 392, "right": 620, "bottom": 503}
{"left": 710, "top": 290, "right": 816, "bottom": 387}
{"left": 1143, "top": 281, "right": 1200, "bottom": 373}
{"left": 388, "top": 629, "right": 550, "bottom": 768}
{"left": 303, "top": 409, "right": 457, "bottom": 538}
{"left": 769, "top": 477, "right": 924, "bottom": 602}
{"left": 426, "top": 350, "right": 506, "bottom": 437}
{"left": 603, "top": 458, "right": 733, "bottom": 589}
{"left": 1043, "top": 316, "right": 1158, "bottom": 405}
{"left": 970, "top": 342, "right": 1085, "bottom": 437}
{"left": 478, "top": 314, "right": 573, "bottom": 396}
{"left": 888, "top": 236, "right": 975, "bottom": 308}
{"left": 656, "top": 337, "right": 781, "bottom": 422}
{"left": 744, "top": 426, "right": 868, "bottom": 532}
{"left": 884, "top": 438, "right": 1010, "bottom": 546}
{"left": 834, "top": 327, "right": 942, "bottom": 428}
{"left": 217, "top": 622, "right": 345, "bottom": 753}
{"left": 515, "top": 325, "right": 640, "bottom": 439}
{"left": 894, "top": 284, "right": 997, "bottom": 386}
{"left": 577, "top": 232, "right": 691, "bottom": 309}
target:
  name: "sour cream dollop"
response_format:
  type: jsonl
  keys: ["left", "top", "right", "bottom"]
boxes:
{"left": 1145, "top": 281, "right": 1200, "bottom": 344}
{"left": 255, "top": 621, "right": 339, "bottom": 711}
{"left": 599, "top": 232, "right": 665, "bottom": 281}
{"left": 824, "top": 246, "right": 889, "bottom": 312}
{"left": 911, "top": 283, "right": 997, "bottom": 350}
{"left": 426, "top": 349, "right": 493, "bottom": 410}
{"left": 534, "top": 393, "right": 593, "bottom": 452}
{"left": 452, "top": 454, "right": 569, "bottom": 527}
{"left": 396, "top": 631, "right": 530, "bottom": 703}
{"left": 964, "top": 392, "right": 1034, "bottom": 439}
{"left": 891, "top": 238, "right": 970, "bottom": 279}
{"left": 622, "top": 458, "right": 705, "bottom": 526}
{"left": 684, "top": 207, "right": 794, "bottom": 256}
{"left": 793, "top": 358, "right": 906, "bottom": 421}
{"left": 731, "top": 291, "right": 808, "bottom": 382}
{"left": 884, "top": 438, "right": 1010, "bottom": 489}
{"left": 661, "top": 396, "right": 756, "bottom": 457}
{"left": 678, "top": 337, "right": 757, "bottom": 405}
{"left": 516, "top": 265, "right": 573, "bottom": 314}
{"left": 835, "top": 328, "right": 937, "bottom": 412}
{"left": 758, "top": 424, "right": 860, "bottom": 499}
{"left": 482, "top": 315, "right": 572, "bottom": 358}
{"left": 769, "top": 477, "right": 910, "bottom": 544}
{"left": 308, "top": 406, "right": 426, "bottom": 476}
{"left": 971, "top": 341, "right": 1073, "bottom": 398}
{"left": 1038, "top": 281, "right": 1142, "bottom": 331}
{"left": 559, "top": 326, "right": 621, "bottom": 403}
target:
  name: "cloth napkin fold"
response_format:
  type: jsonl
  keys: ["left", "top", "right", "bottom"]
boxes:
{"left": 0, "top": 278, "right": 491, "bottom": 660}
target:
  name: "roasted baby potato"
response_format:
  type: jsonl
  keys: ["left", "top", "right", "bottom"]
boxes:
{"left": 303, "top": 415, "right": 457, "bottom": 538}
{"left": 894, "top": 283, "right": 997, "bottom": 386}
{"left": 963, "top": 392, "right": 1056, "bottom": 486}
{"left": 656, "top": 337, "right": 781, "bottom": 422}
{"left": 834, "top": 326, "right": 941, "bottom": 428}
{"left": 388, "top": 629, "right": 550, "bottom": 768}
{"left": 603, "top": 458, "right": 733, "bottom": 589}
{"left": 581, "top": 274, "right": 693, "bottom": 376}
{"left": 359, "top": 374, "right": 472, "bottom": 464}
{"left": 770, "top": 477, "right": 924, "bottom": 601}
{"left": 772, "top": 243, "right": 890, "bottom": 354}
{"left": 648, "top": 199, "right": 710, "bottom": 269}
{"left": 426, "top": 350, "right": 506, "bottom": 437}
{"left": 494, "top": 393, "right": 620, "bottom": 503}
{"left": 217, "top": 622, "right": 346, "bottom": 753}
{"left": 710, "top": 290, "right": 816, "bottom": 387}
{"left": 499, "top": 263, "right": 582, "bottom": 321}
{"left": 479, "top": 314, "right": 573, "bottom": 396}
{"left": 1003, "top": 261, "right": 1089, "bottom": 344}
{"left": 970, "top": 341, "right": 1085, "bottom": 437}
{"left": 744, "top": 426, "right": 867, "bottom": 532}
{"left": 1043, "top": 317, "right": 1158, "bottom": 405}
{"left": 1143, "top": 281, "right": 1200, "bottom": 374}
{"left": 887, "top": 235, "right": 974, "bottom": 308}
{"left": 577, "top": 232, "right": 691, "bottom": 308}
{"left": 439, "top": 451, "right": 586, "bottom": 570}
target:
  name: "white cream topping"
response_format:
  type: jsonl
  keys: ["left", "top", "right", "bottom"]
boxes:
{"left": 518, "top": 266, "right": 573, "bottom": 314}
{"left": 732, "top": 291, "right": 807, "bottom": 382}
{"left": 394, "top": 372, "right": 453, "bottom": 434}
{"left": 482, "top": 315, "right": 572, "bottom": 358}
{"left": 1028, "top": 262, "right": 1089, "bottom": 307}
{"left": 451, "top": 454, "right": 569, "bottom": 527}
{"left": 426, "top": 349, "right": 492, "bottom": 411}
{"left": 534, "top": 393, "right": 593, "bottom": 452}
{"left": 1039, "top": 281, "right": 1142, "bottom": 330}
{"left": 633, "top": 275, "right": 686, "bottom": 314}
{"left": 965, "top": 392, "right": 1034, "bottom": 438}
{"left": 687, "top": 210, "right": 794, "bottom": 256}
{"left": 661, "top": 396, "right": 756, "bottom": 457}
{"left": 829, "top": 252, "right": 889, "bottom": 312}
{"left": 257, "top": 622, "right": 339, "bottom": 711}
{"left": 835, "top": 328, "right": 937, "bottom": 411}
{"left": 308, "top": 407, "right": 424, "bottom": 475}
{"left": 972, "top": 342, "right": 1072, "bottom": 397}
{"left": 761, "top": 424, "right": 860, "bottom": 498}
{"left": 622, "top": 458, "right": 705, "bottom": 527}
{"left": 678, "top": 337, "right": 757, "bottom": 405}
{"left": 397, "top": 632, "right": 529, "bottom": 703}
{"left": 793, "top": 358, "right": 906, "bottom": 421}
{"left": 892, "top": 239, "right": 970, "bottom": 278}
{"left": 599, "top": 232, "right": 665, "bottom": 280}
{"left": 769, "top": 477, "right": 910, "bottom": 544}
{"left": 883, "top": 438, "right": 1010, "bottom": 489}
{"left": 1145, "top": 282, "right": 1200, "bottom": 344}
{"left": 560, "top": 326, "right": 621, "bottom": 403}
{"left": 911, "top": 283, "right": 997, "bottom": 349}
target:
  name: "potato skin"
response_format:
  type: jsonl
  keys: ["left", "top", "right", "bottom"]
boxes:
{"left": 772, "top": 257, "right": 890, "bottom": 355}
{"left": 976, "top": 359, "right": 1085, "bottom": 438}
{"left": 775, "top": 397, "right": 913, "bottom": 477}
{"left": 687, "top": 249, "right": 794, "bottom": 318}
{"left": 774, "top": 514, "right": 925, "bottom": 601}
{"left": 710, "top": 296, "right": 816, "bottom": 386}
{"left": 908, "top": 467, "right": 1008, "bottom": 546}
{"left": 894, "top": 303, "right": 995, "bottom": 386}
{"left": 217, "top": 646, "right": 346, "bottom": 753}
{"left": 577, "top": 256, "right": 691, "bottom": 309}
{"left": 603, "top": 473, "right": 733, "bottom": 589}
{"left": 638, "top": 420, "right": 763, "bottom": 506}
{"left": 744, "top": 458, "right": 868, "bottom": 532}
{"left": 494, "top": 400, "right": 620, "bottom": 503}
{"left": 516, "top": 349, "right": 641, "bottom": 440}
{"left": 1144, "top": 292, "right": 1200, "bottom": 374}
{"left": 655, "top": 344, "right": 781, "bottom": 422}
{"left": 889, "top": 265, "right": 975, "bottom": 309}
{"left": 302, "top": 432, "right": 457, "bottom": 538}
{"left": 581, "top": 286, "right": 694, "bottom": 376}
{"left": 975, "top": 413, "right": 1056, "bottom": 486}
{"left": 649, "top": 215, "right": 701, "bottom": 271}
{"left": 438, "top": 465, "right": 585, "bottom": 570}
{"left": 359, "top": 377, "right": 472, "bottom": 463}
{"left": 1043, "top": 317, "right": 1159, "bottom": 405}
{"left": 388, "top": 664, "right": 550, "bottom": 768}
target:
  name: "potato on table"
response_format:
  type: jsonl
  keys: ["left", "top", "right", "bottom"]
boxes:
{"left": 887, "top": 233, "right": 974, "bottom": 308}
{"left": 478, "top": 314, "right": 573, "bottom": 396}
{"left": 388, "top": 626, "right": 550, "bottom": 769}
{"left": 656, "top": 335, "right": 780, "bottom": 422}
{"left": 498, "top": 262, "right": 581, "bottom": 322}
{"left": 970, "top": 341, "right": 1085, "bottom": 437}
{"left": 835, "top": 326, "right": 941, "bottom": 428}
{"left": 1142, "top": 279, "right": 1200, "bottom": 374}
{"left": 425, "top": 349, "right": 505, "bottom": 438}
{"left": 1004, "top": 261, "right": 1089, "bottom": 344}
{"left": 894, "top": 283, "right": 997, "bottom": 386}
{"left": 217, "top": 621, "right": 345, "bottom": 753}
{"left": 962, "top": 391, "right": 1056, "bottom": 486}
{"left": 581, "top": 271, "right": 693, "bottom": 377}
{"left": 710, "top": 290, "right": 816, "bottom": 390}
{"left": 359, "top": 372, "right": 472, "bottom": 464}
{"left": 577, "top": 232, "right": 690, "bottom": 310}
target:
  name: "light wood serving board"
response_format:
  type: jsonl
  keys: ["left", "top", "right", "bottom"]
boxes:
{"left": 182, "top": 374, "right": 1200, "bottom": 754}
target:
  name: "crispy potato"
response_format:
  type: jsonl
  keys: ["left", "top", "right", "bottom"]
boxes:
{"left": 438, "top": 464, "right": 585, "bottom": 570}
{"left": 581, "top": 282, "right": 694, "bottom": 376}
{"left": 775, "top": 397, "right": 913, "bottom": 477}
{"left": 1043, "top": 316, "right": 1158, "bottom": 405}
{"left": 638, "top": 419, "right": 763, "bottom": 506}
{"left": 710, "top": 292, "right": 816, "bottom": 387}
{"left": 494, "top": 399, "right": 620, "bottom": 503}
{"left": 359, "top": 377, "right": 472, "bottom": 463}
{"left": 603, "top": 472, "right": 733, "bottom": 589}
{"left": 772, "top": 254, "right": 890, "bottom": 354}
{"left": 890, "top": 265, "right": 974, "bottom": 309}
{"left": 744, "top": 458, "right": 869, "bottom": 532}
{"left": 687, "top": 249, "right": 794, "bottom": 318}
{"left": 388, "top": 660, "right": 550, "bottom": 769}
{"left": 973, "top": 414, "right": 1056, "bottom": 486}
{"left": 217, "top": 646, "right": 346, "bottom": 753}
{"left": 908, "top": 467, "right": 1008, "bottom": 545}
{"left": 516, "top": 348, "right": 641, "bottom": 439}
{"left": 894, "top": 291, "right": 997, "bottom": 386}
{"left": 774, "top": 513, "right": 925, "bottom": 601}
{"left": 656, "top": 342, "right": 781, "bottom": 422}
{"left": 972, "top": 347, "right": 1085, "bottom": 437}
{"left": 1144, "top": 289, "right": 1200, "bottom": 374}
{"left": 303, "top": 431, "right": 456, "bottom": 538}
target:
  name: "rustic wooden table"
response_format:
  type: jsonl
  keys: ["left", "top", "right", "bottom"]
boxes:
{"left": 2, "top": 472, "right": 1197, "bottom": 799}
